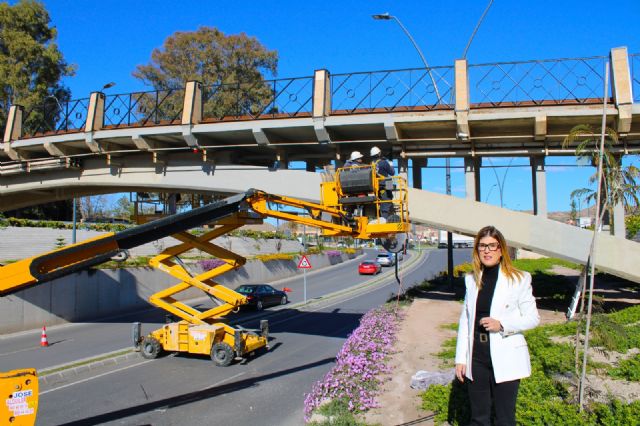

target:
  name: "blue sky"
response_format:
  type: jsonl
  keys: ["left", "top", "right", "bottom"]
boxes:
{"left": 37, "top": 0, "right": 639, "bottom": 213}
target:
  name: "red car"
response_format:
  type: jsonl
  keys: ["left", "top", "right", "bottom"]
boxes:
{"left": 358, "top": 261, "right": 382, "bottom": 275}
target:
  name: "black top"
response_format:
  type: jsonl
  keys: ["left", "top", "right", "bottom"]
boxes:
{"left": 474, "top": 263, "right": 500, "bottom": 332}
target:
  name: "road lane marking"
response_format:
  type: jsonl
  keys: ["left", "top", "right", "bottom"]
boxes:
{"left": 41, "top": 360, "right": 153, "bottom": 395}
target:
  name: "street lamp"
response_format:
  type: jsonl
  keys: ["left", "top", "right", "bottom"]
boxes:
{"left": 372, "top": 12, "right": 441, "bottom": 101}
{"left": 101, "top": 82, "right": 116, "bottom": 91}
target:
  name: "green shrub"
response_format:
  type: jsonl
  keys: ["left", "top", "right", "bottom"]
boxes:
{"left": 609, "top": 354, "right": 640, "bottom": 382}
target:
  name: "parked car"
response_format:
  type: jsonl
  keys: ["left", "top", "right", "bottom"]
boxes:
{"left": 358, "top": 261, "right": 382, "bottom": 275}
{"left": 375, "top": 252, "right": 396, "bottom": 267}
{"left": 235, "top": 284, "right": 288, "bottom": 310}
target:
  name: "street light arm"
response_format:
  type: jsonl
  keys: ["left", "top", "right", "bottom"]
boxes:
{"left": 372, "top": 13, "right": 441, "bottom": 102}
{"left": 391, "top": 16, "right": 441, "bottom": 101}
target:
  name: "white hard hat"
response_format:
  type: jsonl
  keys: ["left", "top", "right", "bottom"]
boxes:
{"left": 350, "top": 151, "right": 363, "bottom": 161}
{"left": 370, "top": 146, "right": 381, "bottom": 156}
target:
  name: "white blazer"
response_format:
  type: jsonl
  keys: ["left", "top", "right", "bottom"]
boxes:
{"left": 455, "top": 268, "right": 540, "bottom": 383}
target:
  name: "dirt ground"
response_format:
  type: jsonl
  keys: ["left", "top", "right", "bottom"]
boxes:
{"left": 361, "top": 265, "right": 639, "bottom": 426}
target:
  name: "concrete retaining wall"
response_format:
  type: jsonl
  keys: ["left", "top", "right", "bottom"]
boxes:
{"left": 0, "top": 252, "right": 359, "bottom": 334}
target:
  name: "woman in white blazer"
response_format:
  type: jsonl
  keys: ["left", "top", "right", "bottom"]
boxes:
{"left": 455, "top": 226, "right": 539, "bottom": 426}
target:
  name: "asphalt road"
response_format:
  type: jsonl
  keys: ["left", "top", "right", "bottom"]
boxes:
{"left": 1, "top": 248, "right": 471, "bottom": 425}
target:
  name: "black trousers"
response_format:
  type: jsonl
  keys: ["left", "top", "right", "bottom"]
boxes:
{"left": 468, "top": 334, "right": 520, "bottom": 426}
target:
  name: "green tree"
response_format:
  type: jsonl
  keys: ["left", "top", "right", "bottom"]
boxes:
{"left": 563, "top": 124, "right": 639, "bottom": 234}
{"left": 132, "top": 26, "right": 278, "bottom": 120}
{"left": 569, "top": 199, "right": 578, "bottom": 225}
{"left": 0, "top": 0, "right": 75, "bottom": 133}
{"left": 110, "top": 195, "right": 133, "bottom": 222}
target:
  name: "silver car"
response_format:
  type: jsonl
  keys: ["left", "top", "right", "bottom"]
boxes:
{"left": 376, "top": 253, "right": 395, "bottom": 267}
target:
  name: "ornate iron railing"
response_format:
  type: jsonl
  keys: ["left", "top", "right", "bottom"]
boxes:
{"left": 468, "top": 56, "right": 609, "bottom": 107}
{"left": 631, "top": 53, "right": 640, "bottom": 102}
{"left": 201, "top": 76, "right": 313, "bottom": 121}
{"left": 104, "top": 88, "right": 185, "bottom": 128}
{"left": 330, "top": 66, "right": 454, "bottom": 113}
{"left": 22, "top": 97, "right": 89, "bottom": 137}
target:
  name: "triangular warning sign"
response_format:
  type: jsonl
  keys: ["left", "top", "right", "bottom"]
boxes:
{"left": 297, "top": 255, "right": 312, "bottom": 269}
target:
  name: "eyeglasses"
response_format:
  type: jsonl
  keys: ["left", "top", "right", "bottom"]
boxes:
{"left": 477, "top": 243, "right": 500, "bottom": 252}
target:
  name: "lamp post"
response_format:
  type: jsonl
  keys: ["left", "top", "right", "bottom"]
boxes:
{"left": 485, "top": 157, "right": 514, "bottom": 208}
{"left": 372, "top": 12, "right": 441, "bottom": 101}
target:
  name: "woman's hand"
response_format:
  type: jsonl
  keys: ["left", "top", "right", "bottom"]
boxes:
{"left": 479, "top": 316, "right": 502, "bottom": 333}
{"left": 455, "top": 363, "right": 466, "bottom": 382}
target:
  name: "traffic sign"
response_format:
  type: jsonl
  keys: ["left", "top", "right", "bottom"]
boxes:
{"left": 298, "top": 255, "right": 312, "bottom": 269}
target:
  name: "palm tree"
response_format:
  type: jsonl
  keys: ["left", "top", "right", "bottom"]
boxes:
{"left": 563, "top": 124, "right": 639, "bottom": 233}
{"left": 563, "top": 123, "right": 639, "bottom": 409}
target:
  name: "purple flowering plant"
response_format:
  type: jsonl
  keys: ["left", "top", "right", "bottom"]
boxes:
{"left": 325, "top": 250, "right": 342, "bottom": 257}
{"left": 303, "top": 306, "right": 403, "bottom": 422}
{"left": 197, "top": 258, "right": 227, "bottom": 270}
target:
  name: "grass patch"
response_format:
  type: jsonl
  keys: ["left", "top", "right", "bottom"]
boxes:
{"left": 308, "top": 399, "right": 368, "bottom": 426}
{"left": 433, "top": 337, "right": 456, "bottom": 368}
{"left": 420, "top": 303, "right": 640, "bottom": 425}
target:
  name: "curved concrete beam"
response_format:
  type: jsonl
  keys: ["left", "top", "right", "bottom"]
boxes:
{"left": 408, "top": 188, "right": 640, "bottom": 283}
{"left": 0, "top": 159, "right": 323, "bottom": 210}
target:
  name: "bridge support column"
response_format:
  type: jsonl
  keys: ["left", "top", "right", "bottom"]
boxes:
{"left": 313, "top": 69, "right": 331, "bottom": 144}
{"left": 455, "top": 59, "right": 471, "bottom": 141}
{"left": 3, "top": 105, "right": 23, "bottom": 160}
{"left": 182, "top": 81, "right": 202, "bottom": 148}
{"left": 530, "top": 156, "right": 547, "bottom": 217}
{"left": 411, "top": 159, "right": 426, "bottom": 189}
{"left": 464, "top": 157, "right": 480, "bottom": 201}
{"left": 84, "top": 92, "right": 105, "bottom": 152}
{"left": 610, "top": 47, "right": 633, "bottom": 135}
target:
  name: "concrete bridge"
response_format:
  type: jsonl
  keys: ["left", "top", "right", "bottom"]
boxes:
{"left": 1, "top": 47, "right": 639, "bottom": 281}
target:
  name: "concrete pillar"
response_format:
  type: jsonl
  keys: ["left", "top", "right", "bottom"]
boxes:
{"left": 3, "top": 104, "right": 23, "bottom": 143}
{"left": 182, "top": 81, "right": 202, "bottom": 125}
{"left": 454, "top": 59, "right": 470, "bottom": 141}
{"left": 464, "top": 157, "right": 481, "bottom": 201}
{"left": 609, "top": 47, "right": 633, "bottom": 134}
{"left": 312, "top": 69, "right": 331, "bottom": 118}
{"left": 85, "top": 92, "right": 105, "bottom": 132}
{"left": 411, "top": 159, "right": 426, "bottom": 189}
{"left": 530, "top": 156, "right": 547, "bottom": 217}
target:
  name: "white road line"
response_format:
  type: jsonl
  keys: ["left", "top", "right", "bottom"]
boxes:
{"left": 0, "top": 346, "right": 41, "bottom": 357}
{"left": 41, "top": 360, "right": 153, "bottom": 395}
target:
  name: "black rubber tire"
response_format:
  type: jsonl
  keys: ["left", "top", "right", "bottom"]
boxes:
{"left": 280, "top": 296, "right": 288, "bottom": 305}
{"left": 211, "top": 342, "right": 234, "bottom": 367}
{"left": 256, "top": 300, "right": 264, "bottom": 311}
{"left": 141, "top": 336, "right": 162, "bottom": 359}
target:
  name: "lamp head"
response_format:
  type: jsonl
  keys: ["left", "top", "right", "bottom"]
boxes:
{"left": 102, "top": 82, "right": 116, "bottom": 90}
{"left": 372, "top": 12, "right": 392, "bottom": 20}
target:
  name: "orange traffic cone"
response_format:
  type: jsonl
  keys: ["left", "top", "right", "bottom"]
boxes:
{"left": 40, "top": 326, "right": 49, "bottom": 347}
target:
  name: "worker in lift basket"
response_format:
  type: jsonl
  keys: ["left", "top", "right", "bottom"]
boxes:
{"left": 344, "top": 151, "right": 364, "bottom": 167}
{"left": 370, "top": 146, "right": 395, "bottom": 218}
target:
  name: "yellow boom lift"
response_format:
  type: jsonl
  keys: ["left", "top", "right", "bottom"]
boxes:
{"left": 0, "top": 165, "right": 409, "bottom": 425}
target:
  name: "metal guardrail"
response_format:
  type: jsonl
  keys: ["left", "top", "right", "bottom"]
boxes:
{"left": 631, "top": 53, "right": 640, "bottom": 102}
{"left": 7, "top": 54, "right": 640, "bottom": 138}
{"left": 468, "top": 56, "right": 609, "bottom": 107}
{"left": 201, "top": 77, "right": 313, "bottom": 121}
{"left": 22, "top": 98, "right": 89, "bottom": 137}
{"left": 104, "top": 88, "right": 185, "bottom": 128}
{"left": 331, "top": 66, "right": 454, "bottom": 113}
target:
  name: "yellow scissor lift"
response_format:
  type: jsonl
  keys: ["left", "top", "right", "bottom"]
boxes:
{"left": 0, "top": 164, "right": 409, "bottom": 423}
